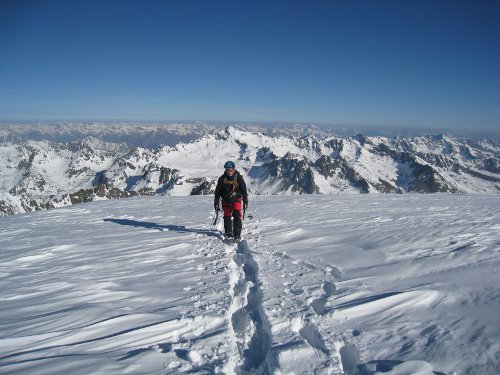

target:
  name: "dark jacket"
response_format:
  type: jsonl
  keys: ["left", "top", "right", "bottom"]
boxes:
{"left": 214, "top": 170, "right": 248, "bottom": 204}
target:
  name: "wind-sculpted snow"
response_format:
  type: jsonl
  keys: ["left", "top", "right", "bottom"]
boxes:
{"left": 0, "top": 194, "right": 498, "bottom": 374}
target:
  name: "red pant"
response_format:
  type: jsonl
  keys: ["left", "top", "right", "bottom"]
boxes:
{"left": 222, "top": 199, "right": 242, "bottom": 218}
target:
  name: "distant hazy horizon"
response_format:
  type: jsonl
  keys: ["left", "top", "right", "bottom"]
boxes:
{"left": 0, "top": 119, "right": 498, "bottom": 141}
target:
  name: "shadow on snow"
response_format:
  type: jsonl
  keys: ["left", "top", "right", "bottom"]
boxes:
{"left": 103, "top": 218, "right": 221, "bottom": 239}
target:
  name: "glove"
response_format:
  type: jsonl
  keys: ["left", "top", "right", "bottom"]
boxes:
{"left": 243, "top": 201, "right": 248, "bottom": 211}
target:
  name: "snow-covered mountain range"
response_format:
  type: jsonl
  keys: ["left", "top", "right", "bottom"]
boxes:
{"left": 0, "top": 122, "right": 217, "bottom": 148}
{"left": 1, "top": 126, "right": 499, "bottom": 216}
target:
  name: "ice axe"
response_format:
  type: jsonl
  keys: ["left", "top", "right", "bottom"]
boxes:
{"left": 243, "top": 204, "right": 252, "bottom": 220}
{"left": 212, "top": 208, "right": 219, "bottom": 225}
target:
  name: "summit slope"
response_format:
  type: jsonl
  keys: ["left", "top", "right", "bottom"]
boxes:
{"left": 0, "top": 194, "right": 498, "bottom": 374}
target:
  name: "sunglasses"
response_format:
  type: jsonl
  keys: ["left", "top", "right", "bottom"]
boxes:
{"left": 226, "top": 168, "right": 235, "bottom": 172}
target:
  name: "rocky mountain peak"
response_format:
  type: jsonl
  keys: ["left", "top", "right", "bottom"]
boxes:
{"left": 0, "top": 128, "right": 498, "bottom": 216}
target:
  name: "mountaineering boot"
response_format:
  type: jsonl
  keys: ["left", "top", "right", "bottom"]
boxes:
{"left": 233, "top": 216, "right": 242, "bottom": 240}
{"left": 224, "top": 217, "right": 233, "bottom": 237}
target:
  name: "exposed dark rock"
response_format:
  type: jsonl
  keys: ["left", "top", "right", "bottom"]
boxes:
{"left": 94, "top": 183, "right": 138, "bottom": 199}
{"left": 483, "top": 158, "right": 499, "bottom": 174}
{"left": 190, "top": 179, "right": 215, "bottom": 195}
{"left": 336, "top": 161, "right": 370, "bottom": 193}
{"left": 408, "top": 163, "right": 454, "bottom": 193}
{"left": 69, "top": 188, "right": 95, "bottom": 204}
{"left": 0, "top": 200, "right": 16, "bottom": 215}
{"left": 314, "top": 155, "right": 336, "bottom": 178}
{"left": 373, "top": 179, "right": 400, "bottom": 193}
{"left": 265, "top": 153, "right": 319, "bottom": 194}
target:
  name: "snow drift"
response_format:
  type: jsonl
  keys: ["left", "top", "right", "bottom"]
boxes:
{"left": 0, "top": 194, "right": 498, "bottom": 374}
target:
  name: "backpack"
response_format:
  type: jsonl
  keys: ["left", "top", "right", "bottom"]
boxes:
{"left": 222, "top": 172, "right": 241, "bottom": 203}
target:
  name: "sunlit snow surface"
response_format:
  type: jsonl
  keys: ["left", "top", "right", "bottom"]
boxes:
{"left": 0, "top": 194, "right": 498, "bottom": 375}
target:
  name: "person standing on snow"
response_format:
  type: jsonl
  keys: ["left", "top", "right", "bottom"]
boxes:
{"left": 214, "top": 161, "right": 248, "bottom": 240}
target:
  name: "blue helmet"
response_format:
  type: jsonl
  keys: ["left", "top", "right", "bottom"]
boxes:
{"left": 224, "top": 160, "right": 235, "bottom": 169}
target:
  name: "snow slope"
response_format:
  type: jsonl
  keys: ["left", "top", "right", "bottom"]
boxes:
{"left": 0, "top": 194, "right": 498, "bottom": 374}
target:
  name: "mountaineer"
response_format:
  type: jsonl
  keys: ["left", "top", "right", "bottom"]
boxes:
{"left": 214, "top": 161, "right": 248, "bottom": 240}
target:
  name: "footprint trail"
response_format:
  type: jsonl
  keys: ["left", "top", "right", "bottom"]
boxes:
{"left": 224, "top": 239, "right": 275, "bottom": 374}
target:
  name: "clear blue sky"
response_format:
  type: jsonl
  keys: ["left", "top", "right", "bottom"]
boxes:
{"left": 0, "top": 0, "right": 499, "bottom": 131}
